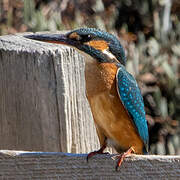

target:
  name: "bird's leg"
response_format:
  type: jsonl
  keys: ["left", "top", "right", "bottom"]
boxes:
{"left": 87, "top": 140, "right": 108, "bottom": 162}
{"left": 115, "top": 147, "right": 135, "bottom": 171}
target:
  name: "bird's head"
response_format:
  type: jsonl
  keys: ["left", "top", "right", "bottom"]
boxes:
{"left": 24, "top": 28, "right": 126, "bottom": 65}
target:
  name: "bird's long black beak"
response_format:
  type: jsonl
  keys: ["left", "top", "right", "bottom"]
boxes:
{"left": 24, "top": 33, "right": 70, "bottom": 45}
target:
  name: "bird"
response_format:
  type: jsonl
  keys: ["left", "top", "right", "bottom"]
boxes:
{"left": 24, "top": 28, "right": 149, "bottom": 170}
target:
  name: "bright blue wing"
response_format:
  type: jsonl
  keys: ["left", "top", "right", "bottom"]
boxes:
{"left": 116, "top": 65, "right": 149, "bottom": 151}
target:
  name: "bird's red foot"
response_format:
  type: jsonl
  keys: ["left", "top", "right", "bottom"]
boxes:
{"left": 87, "top": 143, "right": 108, "bottom": 162}
{"left": 115, "top": 147, "right": 135, "bottom": 171}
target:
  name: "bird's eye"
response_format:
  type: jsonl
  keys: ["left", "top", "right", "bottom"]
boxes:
{"left": 80, "top": 34, "right": 92, "bottom": 42}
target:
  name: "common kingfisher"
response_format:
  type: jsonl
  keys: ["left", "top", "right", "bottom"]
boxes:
{"left": 24, "top": 28, "right": 149, "bottom": 170}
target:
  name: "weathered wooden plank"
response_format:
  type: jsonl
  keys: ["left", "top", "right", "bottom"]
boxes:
{"left": 0, "top": 33, "right": 99, "bottom": 153}
{"left": 0, "top": 150, "right": 180, "bottom": 179}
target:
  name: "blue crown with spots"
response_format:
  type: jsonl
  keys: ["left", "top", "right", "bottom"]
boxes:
{"left": 68, "top": 28, "right": 126, "bottom": 65}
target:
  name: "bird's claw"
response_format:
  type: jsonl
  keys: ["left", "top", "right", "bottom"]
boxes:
{"left": 87, "top": 151, "right": 109, "bottom": 162}
{"left": 114, "top": 147, "right": 135, "bottom": 171}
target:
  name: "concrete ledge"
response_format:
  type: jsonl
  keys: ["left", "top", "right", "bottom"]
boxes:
{"left": 0, "top": 150, "right": 180, "bottom": 179}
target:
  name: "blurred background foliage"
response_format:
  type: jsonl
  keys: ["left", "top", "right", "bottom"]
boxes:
{"left": 0, "top": 0, "right": 179, "bottom": 155}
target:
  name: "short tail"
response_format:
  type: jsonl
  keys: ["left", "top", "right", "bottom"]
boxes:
{"left": 143, "top": 146, "right": 149, "bottom": 155}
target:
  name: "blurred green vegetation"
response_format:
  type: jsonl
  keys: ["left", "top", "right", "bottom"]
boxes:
{"left": 0, "top": 0, "right": 179, "bottom": 155}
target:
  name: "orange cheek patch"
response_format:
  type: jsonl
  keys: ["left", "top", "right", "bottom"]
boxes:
{"left": 69, "top": 32, "right": 81, "bottom": 40}
{"left": 85, "top": 40, "right": 109, "bottom": 51}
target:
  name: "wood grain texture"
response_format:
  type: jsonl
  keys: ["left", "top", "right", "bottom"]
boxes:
{"left": 0, "top": 33, "right": 99, "bottom": 153}
{"left": 0, "top": 150, "right": 180, "bottom": 179}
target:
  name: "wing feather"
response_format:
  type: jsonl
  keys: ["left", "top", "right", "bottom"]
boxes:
{"left": 116, "top": 65, "right": 149, "bottom": 151}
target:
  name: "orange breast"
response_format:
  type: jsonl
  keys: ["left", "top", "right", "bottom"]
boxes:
{"left": 85, "top": 62, "right": 144, "bottom": 154}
